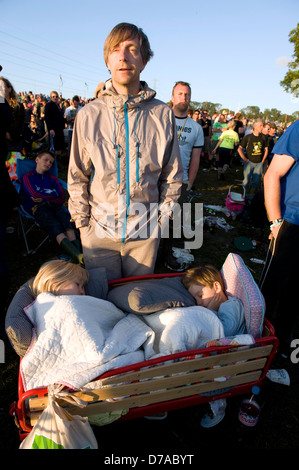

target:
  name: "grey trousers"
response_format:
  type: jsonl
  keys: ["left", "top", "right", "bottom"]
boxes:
{"left": 80, "top": 224, "right": 161, "bottom": 281}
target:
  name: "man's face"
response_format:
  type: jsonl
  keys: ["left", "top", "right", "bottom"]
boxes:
{"left": 50, "top": 93, "right": 59, "bottom": 103}
{"left": 171, "top": 84, "right": 191, "bottom": 114}
{"left": 107, "top": 36, "right": 145, "bottom": 94}
{"left": 193, "top": 110, "right": 201, "bottom": 121}
{"left": 263, "top": 125, "right": 270, "bottom": 135}
{"left": 269, "top": 127, "right": 276, "bottom": 137}
{"left": 255, "top": 121, "right": 264, "bottom": 133}
{"left": 73, "top": 100, "right": 79, "bottom": 109}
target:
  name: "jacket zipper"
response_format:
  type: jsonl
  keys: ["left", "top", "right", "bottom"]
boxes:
{"left": 134, "top": 107, "right": 140, "bottom": 182}
{"left": 122, "top": 102, "right": 130, "bottom": 242}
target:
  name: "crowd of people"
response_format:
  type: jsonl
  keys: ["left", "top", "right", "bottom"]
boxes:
{"left": 13, "top": 89, "right": 291, "bottom": 164}
{"left": 1, "top": 21, "right": 299, "bottom": 384}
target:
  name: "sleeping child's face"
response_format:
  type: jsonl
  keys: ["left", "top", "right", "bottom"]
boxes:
{"left": 56, "top": 279, "right": 85, "bottom": 296}
{"left": 188, "top": 282, "right": 225, "bottom": 311}
{"left": 35, "top": 153, "right": 54, "bottom": 174}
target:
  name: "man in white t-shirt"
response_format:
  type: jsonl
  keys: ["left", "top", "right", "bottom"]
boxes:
{"left": 165, "top": 81, "right": 204, "bottom": 270}
{"left": 171, "top": 81, "right": 204, "bottom": 190}
{"left": 64, "top": 95, "right": 82, "bottom": 155}
{"left": 64, "top": 95, "right": 82, "bottom": 129}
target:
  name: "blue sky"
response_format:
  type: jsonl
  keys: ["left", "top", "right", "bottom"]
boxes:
{"left": 1, "top": 0, "right": 299, "bottom": 116}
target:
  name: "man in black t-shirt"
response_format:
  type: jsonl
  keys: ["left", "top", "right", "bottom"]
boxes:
{"left": 44, "top": 91, "right": 66, "bottom": 155}
{"left": 199, "top": 110, "right": 212, "bottom": 166}
{"left": 233, "top": 112, "right": 244, "bottom": 138}
{"left": 238, "top": 119, "right": 268, "bottom": 192}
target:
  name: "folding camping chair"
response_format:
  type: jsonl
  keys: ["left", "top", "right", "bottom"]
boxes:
{"left": 14, "top": 158, "right": 67, "bottom": 255}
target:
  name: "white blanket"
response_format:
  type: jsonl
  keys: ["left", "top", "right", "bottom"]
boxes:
{"left": 20, "top": 295, "right": 230, "bottom": 392}
{"left": 21, "top": 293, "right": 153, "bottom": 391}
{"left": 142, "top": 306, "right": 225, "bottom": 359}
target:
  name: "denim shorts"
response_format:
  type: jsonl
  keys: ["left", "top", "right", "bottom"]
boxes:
{"left": 34, "top": 204, "right": 75, "bottom": 239}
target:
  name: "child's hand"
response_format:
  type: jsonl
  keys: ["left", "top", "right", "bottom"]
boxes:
{"left": 31, "top": 197, "right": 43, "bottom": 203}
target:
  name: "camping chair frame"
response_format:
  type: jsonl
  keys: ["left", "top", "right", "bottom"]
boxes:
{"left": 16, "top": 205, "right": 50, "bottom": 256}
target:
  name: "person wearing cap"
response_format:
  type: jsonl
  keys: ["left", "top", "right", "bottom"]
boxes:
{"left": 67, "top": 23, "right": 182, "bottom": 280}
{"left": 267, "top": 123, "right": 278, "bottom": 161}
{"left": 260, "top": 119, "right": 299, "bottom": 358}
{"left": 222, "top": 110, "right": 228, "bottom": 122}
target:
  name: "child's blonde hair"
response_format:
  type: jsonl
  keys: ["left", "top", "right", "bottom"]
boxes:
{"left": 227, "top": 119, "right": 236, "bottom": 130}
{"left": 30, "top": 260, "right": 89, "bottom": 297}
{"left": 182, "top": 265, "right": 225, "bottom": 291}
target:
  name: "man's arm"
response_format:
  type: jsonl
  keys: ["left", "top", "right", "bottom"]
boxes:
{"left": 237, "top": 145, "right": 249, "bottom": 162}
{"left": 261, "top": 146, "right": 269, "bottom": 163}
{"left": 264, "top": 153, "right": 295, "bottom": 238}
{"left": 67, "top": 113, "right": 92, "bottom": 228}
{"left": 188, "top": 147, "right": 201, "bottom": 186}
{"left": 211, "top": 137, "right": 222, "bottom": 154}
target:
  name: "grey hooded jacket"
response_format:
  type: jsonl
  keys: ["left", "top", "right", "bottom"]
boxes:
{"left": 67, "top": 79, "right": 183, "bottom": 241}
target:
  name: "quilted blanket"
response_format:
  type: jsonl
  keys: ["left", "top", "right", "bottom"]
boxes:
{"left": 21, "top": 293, "right": 153, "bottom": 391}
{"left": 20, "top": 295, "right": 239, "bottom": 392}
{"left": 142, "top": 306, "right": 225, "bottom": 359}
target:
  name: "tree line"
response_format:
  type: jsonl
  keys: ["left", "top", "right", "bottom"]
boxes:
{"left": 190, "top": 101, "right": 299, "bottom": 123}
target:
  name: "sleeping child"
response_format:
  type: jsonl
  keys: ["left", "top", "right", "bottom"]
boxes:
{"left": 182, "top": 264, "right": 246, "bottom": 337}
{"left": 182, "top": 264, "right": 246, "bottom": 428}
{"left": 18, "top": 259, "right": 151, "bottom": 391}
{"left": 30, "top": 259, "right": 89, "bottom": 297}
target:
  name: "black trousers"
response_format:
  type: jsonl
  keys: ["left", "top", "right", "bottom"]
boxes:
{"left": 260, "top": 220, "right": 299, "bottom": 352}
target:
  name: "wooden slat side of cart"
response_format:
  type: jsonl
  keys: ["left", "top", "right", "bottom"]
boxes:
{"left": 12, "top": 318, "right": 278, "bottom": 438}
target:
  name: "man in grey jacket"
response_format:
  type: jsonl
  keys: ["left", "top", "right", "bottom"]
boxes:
{"left": 68, "top": 23, "right": 183, "bottom": 280}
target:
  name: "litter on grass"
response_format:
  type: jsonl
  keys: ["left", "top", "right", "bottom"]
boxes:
{"left": 266, "top": 369, "right": 290, "bottom": 386}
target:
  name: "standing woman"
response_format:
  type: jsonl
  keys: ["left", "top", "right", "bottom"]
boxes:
{"left": 0, "top": 77, "right": 20, "bottom": 331}
{"left": 1, "top": 77, "right": 25, "bottom": 155}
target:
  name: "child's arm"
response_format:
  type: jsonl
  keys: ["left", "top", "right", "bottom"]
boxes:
{"left": 47, "top": 175, "right": 66, "bottom": 205}
{"left": 211, "top": 137, "right": 223, "bottom": 154}
{"left": 217, "top": 297, "right": 246, "bottom": 337}
{"left": 22, "top": 173, "right": 65, "bottom": 206}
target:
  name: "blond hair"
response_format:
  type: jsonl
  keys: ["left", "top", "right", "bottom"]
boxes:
{"left": 227, "top": 119, "right": 236, "bottom": 130}
{"left": 30, "top": 260, "right": 89, "bottom": 297}
{"left": 103, "top": 22, "right": 153, "bottom": 66}
{"left": 182, "top": 265, "right": 224, "bottom": 291}
{"left": 0, "top": 76, "right": 19, "bottom": 108}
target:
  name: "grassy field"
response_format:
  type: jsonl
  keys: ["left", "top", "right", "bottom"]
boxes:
{"left": 1, "top": 156, "right": 298, "bottom": 451}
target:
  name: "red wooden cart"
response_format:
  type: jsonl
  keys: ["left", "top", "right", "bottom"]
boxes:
{"left": 10, "top": 268, "right": 279, "bottom": 441}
